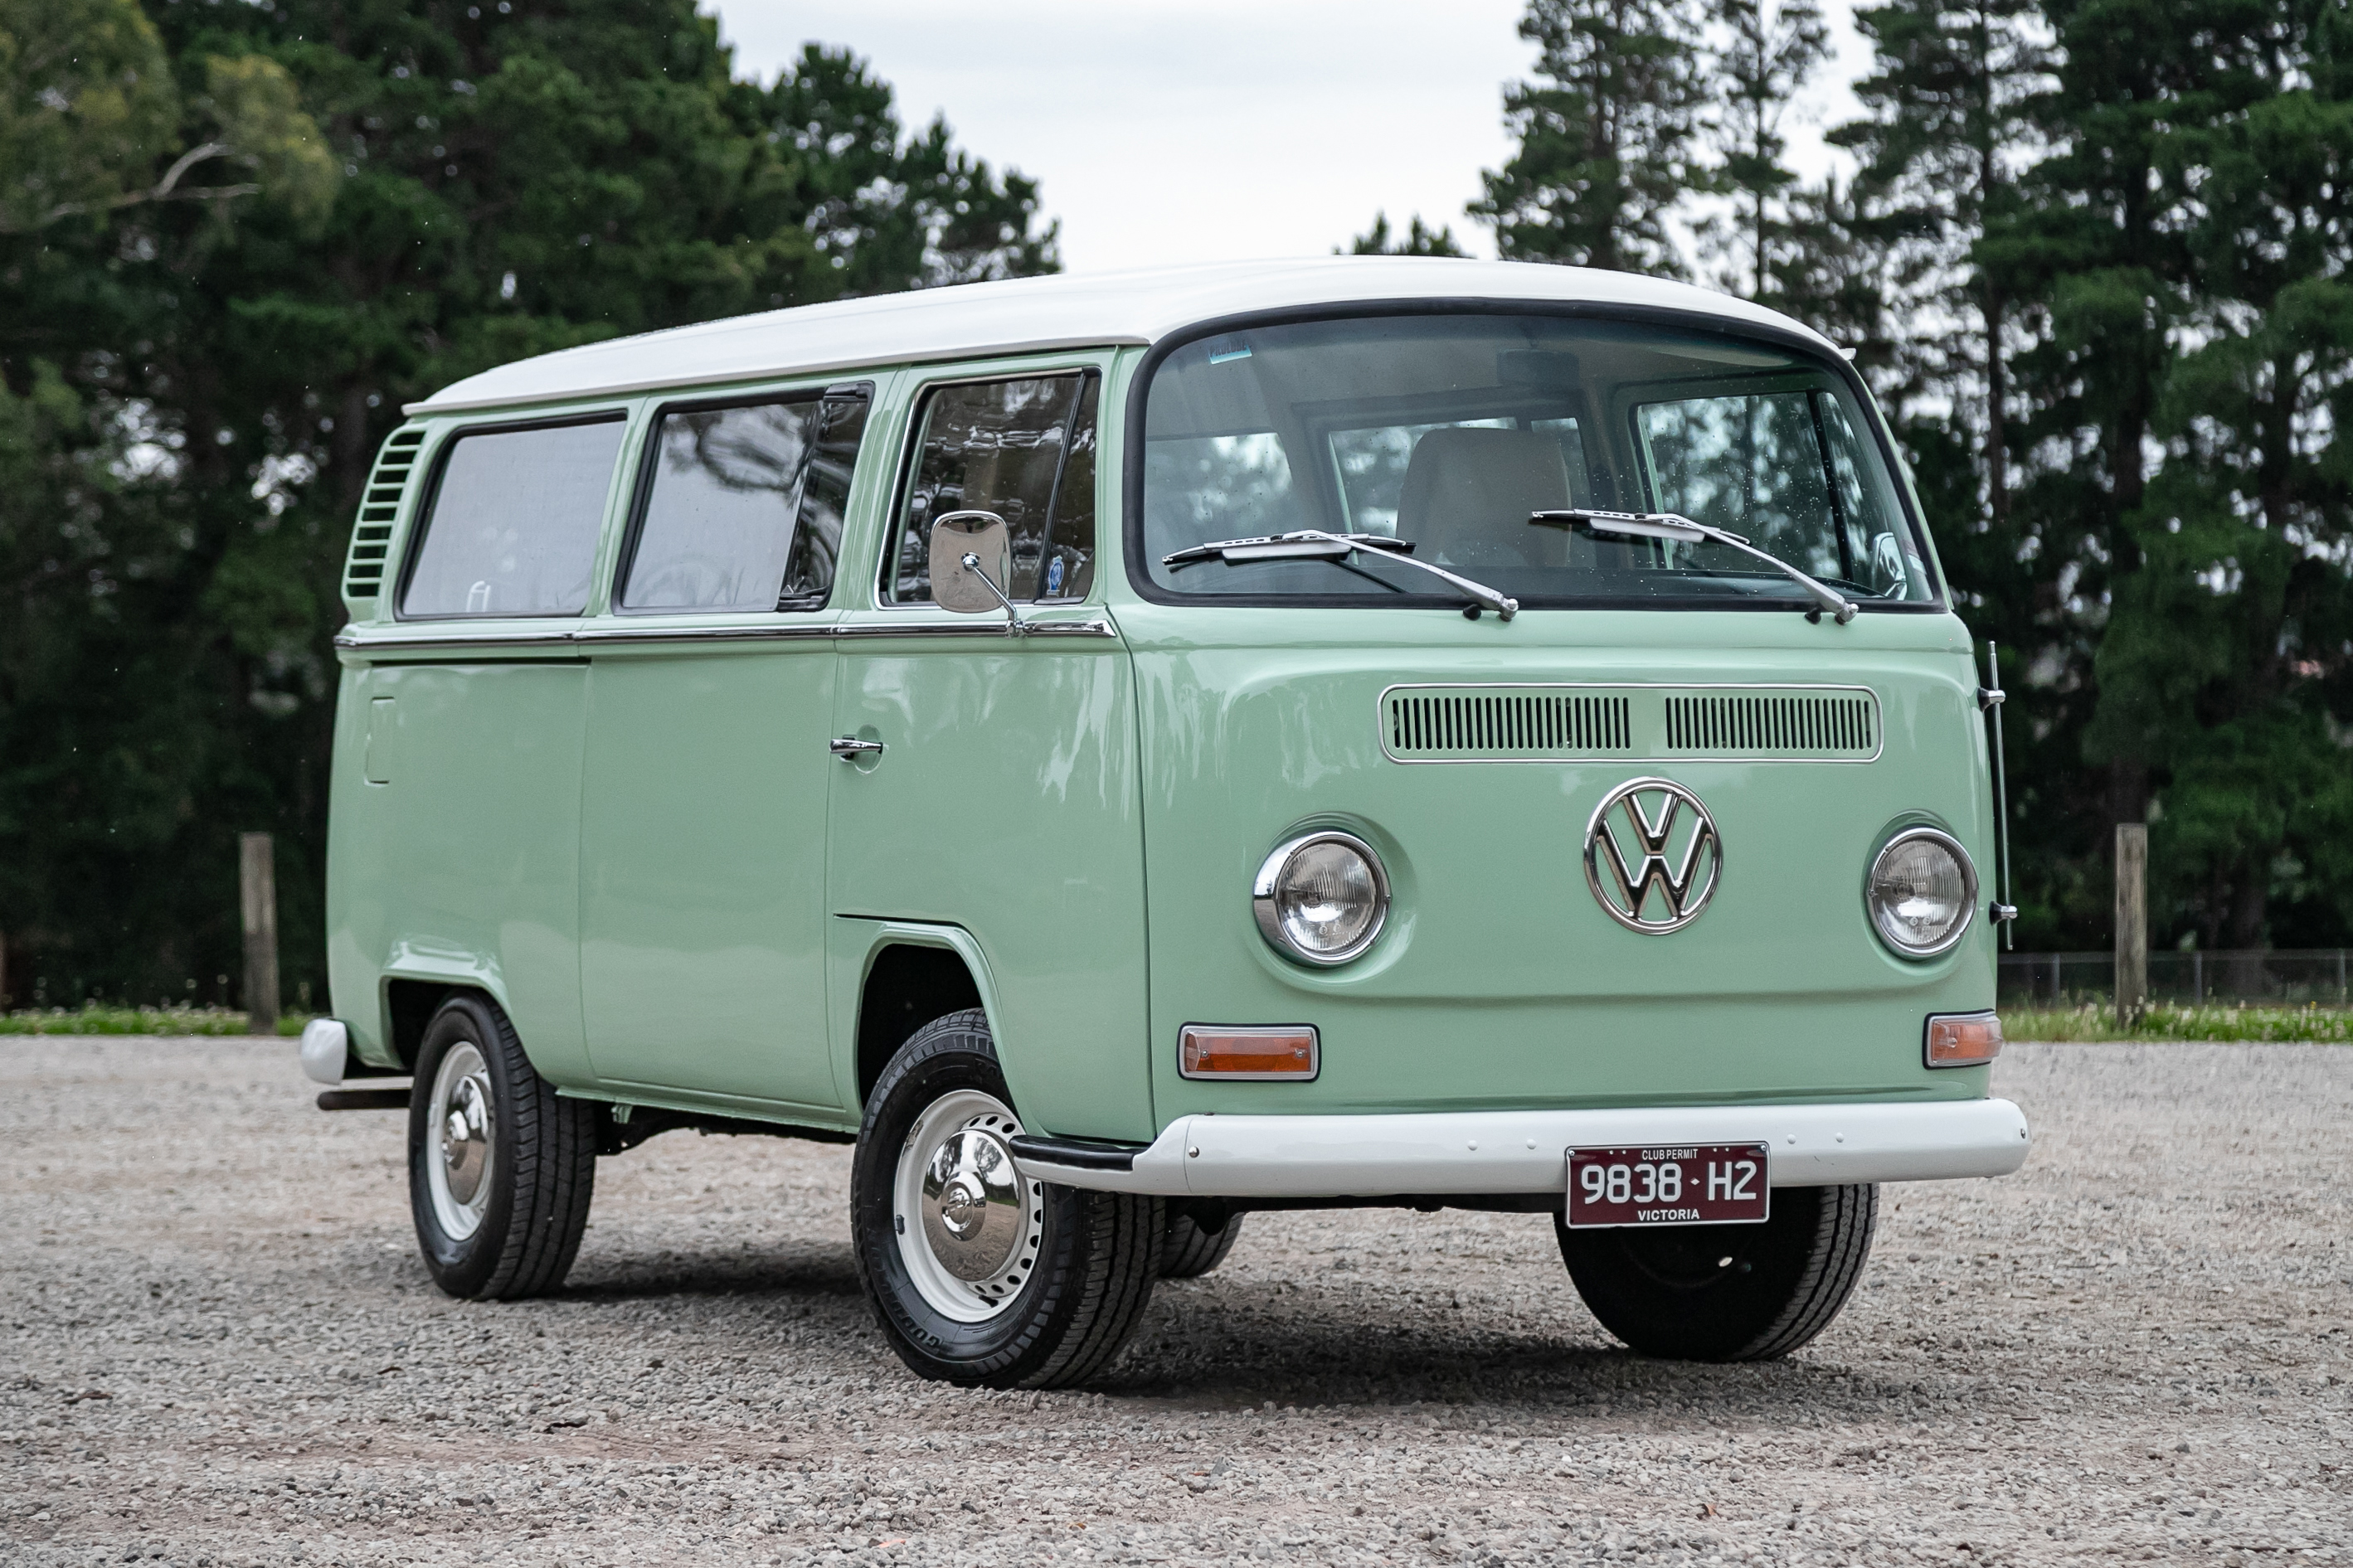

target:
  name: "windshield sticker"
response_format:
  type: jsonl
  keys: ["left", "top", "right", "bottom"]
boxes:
{"left": 1207, "top": 342, "right": 1252, "bottom": 366}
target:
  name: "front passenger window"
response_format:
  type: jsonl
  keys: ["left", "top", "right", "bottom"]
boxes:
{"left": 887, "top": 372, "right": 1100, "bottom": 604}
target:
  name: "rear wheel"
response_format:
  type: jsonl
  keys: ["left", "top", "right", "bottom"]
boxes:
{"left": 1556, "top": 1183, "right": 1877, "bottom": 1361}
{"left": 1159, "top": 1210, "right": 1243, "bottom": 1279}
{"left": 851, "top": 1010, "right": 1160, "bottom": 1387}
{"left": 406, "top": 993, "right": 597, "bottom": 1300}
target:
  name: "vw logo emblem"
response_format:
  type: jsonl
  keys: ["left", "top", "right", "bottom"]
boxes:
{"left": 1583, "top": 778, "right": 1722, "bottom": 934}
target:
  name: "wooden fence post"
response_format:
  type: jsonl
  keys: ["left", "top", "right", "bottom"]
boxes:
{"left": 240, "top": 833, "right": 280, "bottom": 1035}
{"left": 2115, "top": 823, "right": 2148, "bottom": 1029}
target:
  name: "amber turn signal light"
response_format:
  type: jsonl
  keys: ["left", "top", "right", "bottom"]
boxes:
{"left": 1924, "top": 1011, "right": 2004, "bottom": 1068}
{"left": 1179, "top": 1025, "right": 1320, "bottom": 1080}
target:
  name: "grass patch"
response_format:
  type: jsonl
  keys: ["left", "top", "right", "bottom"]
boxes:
{"left": 2002, "top": 1001, "right": 2353, "bottom": 1043}
{"left": 0, "top": 1004, "right": 309, "bottom": 1038}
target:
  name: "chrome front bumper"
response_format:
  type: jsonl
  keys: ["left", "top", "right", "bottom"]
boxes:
{"left": 1010, "top": 1098, "right": 2030, "bottom": 1198}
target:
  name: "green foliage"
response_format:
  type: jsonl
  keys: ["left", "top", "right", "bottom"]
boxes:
{"left": 1344, "top": 212, "right": 1468, "bottom": 257}
{"left": 0, "top": 0, "right": 177, "bottom": 232}
{"left": 0, "top": 1, "right": 1057, "bottom": 1012}
{"left": 0, "top": 0, "right": 338, "bottom": 234}
{"left": 0, "top": 1003, "right": 309, "bottom": 1036}
{"left": 1699, "top": 0, "right": 1830, "bottom": 300}
{"left": 2001, "top": 1002, "right": 2353, "bottom": 1043}
{"left": 199, "top": 52, "right": 340, "bottom": 227}
{"left": 1471, "top": 0, "right": 1711, "bottom": 274}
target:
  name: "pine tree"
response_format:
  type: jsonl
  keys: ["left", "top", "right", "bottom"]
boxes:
{"left": 1836, "top": 0, "right": 2046, "bottom": 525}
{"left": 1471, "top": 0, "right": 1711, "bottom": 275}
{"left": 2089, "top": 0, "right": 2353, "bottom": 958}
{"left": 1700, "top": 0, "right": 1830, "bottom": 302}
{"left": 1343, "top": 212, "right": 1469, "bottom": 257}
{"left": 1769, "top": 175, "right": 1894, "bottom": 367}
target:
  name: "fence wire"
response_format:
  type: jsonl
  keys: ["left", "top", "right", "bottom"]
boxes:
{"left": 1997, "top": 949, "right": 2353, "bottom": 1006}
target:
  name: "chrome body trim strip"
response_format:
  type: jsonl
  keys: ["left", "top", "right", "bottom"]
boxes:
{"left": 335, "top": 616, "right": 1121, "bottom": 656}
{"left": 1011, "top": 1098, "right": 2032, "bottom": 1197}
{"left": 334, "top": 631, "right": 578, "bottom": 653}
{"left": 833, "top": 617, "right": 1118, "bottom": 640}
{"left": 570, "top": 623, "right": 837, "bottom": 643}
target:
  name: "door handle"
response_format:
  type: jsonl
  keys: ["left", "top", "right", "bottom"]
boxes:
{"left": 829, "top": 736, "right": 885, "bottom": 761}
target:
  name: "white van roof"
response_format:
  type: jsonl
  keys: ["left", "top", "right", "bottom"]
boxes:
{"left": 406, "top": 256, "right": 1838, "bottom": 416}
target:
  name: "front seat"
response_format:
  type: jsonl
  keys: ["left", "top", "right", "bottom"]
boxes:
{"left": 1394, "top": 427, "right": 1575, "bottom": 570}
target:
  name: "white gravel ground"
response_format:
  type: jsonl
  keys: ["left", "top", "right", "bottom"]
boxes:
{"left": 2, "top": 1036, "right": 2349, "bottom": 1567}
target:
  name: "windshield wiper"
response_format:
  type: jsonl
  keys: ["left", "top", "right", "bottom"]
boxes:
{"left": 1529, "top": 508, "right": 1859, "bottom": 624}
{"left": 1162, "top": 530, "right": 1519, "bottom": 622}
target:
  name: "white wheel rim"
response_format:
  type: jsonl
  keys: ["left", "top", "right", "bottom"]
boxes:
{"left": 892, "top": 1089, "right": 1044, "bottom": 1323}
{"left": 425, "top": 1041, "right": 495, "bottom": 1241}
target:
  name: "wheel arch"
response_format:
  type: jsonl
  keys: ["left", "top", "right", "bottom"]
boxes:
{"left": 848, "top": 922, "right": 1005, "bottom": 1111}
{"left": 371, "top": 954, "right": 515, "bottom": 1074}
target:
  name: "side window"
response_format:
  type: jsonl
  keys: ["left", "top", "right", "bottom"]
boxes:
{"left": 887, "top": 371, "right": 1100, "bottom": 604}
{"left": 620, "top": 388, "right": 871, "bottom": 612}
{"left": 401, "top": 417, "right": 625, "bottom": 619}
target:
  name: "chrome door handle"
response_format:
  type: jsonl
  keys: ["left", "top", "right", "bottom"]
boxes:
{"left": 829, "top": 736, "right": 884, "bottom": 760}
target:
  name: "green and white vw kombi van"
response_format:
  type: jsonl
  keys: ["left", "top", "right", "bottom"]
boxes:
{"left": 303, "top": 258, "right": 2028, "bottom": 1386}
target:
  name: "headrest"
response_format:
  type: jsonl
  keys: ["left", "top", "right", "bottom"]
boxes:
{"left": 1395, "top": 427, "right": 1574, "bottom": 567}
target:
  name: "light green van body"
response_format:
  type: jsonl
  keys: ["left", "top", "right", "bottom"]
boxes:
{"left": 325, "top": 264, "right": 2000, "bottom": 1155}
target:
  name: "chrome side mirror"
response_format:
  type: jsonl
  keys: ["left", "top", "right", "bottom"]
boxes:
{"left": 928, "top": 510, "right": 1027, "bottom": 635}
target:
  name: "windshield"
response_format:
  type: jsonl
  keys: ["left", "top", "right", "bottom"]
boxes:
{"left": 1139, "top": 313, "right": 1936, "bottom": 609}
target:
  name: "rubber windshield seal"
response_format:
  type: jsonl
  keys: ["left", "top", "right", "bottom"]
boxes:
{"left": 1119, "top": 297, "right": 1947, "bottom": 614}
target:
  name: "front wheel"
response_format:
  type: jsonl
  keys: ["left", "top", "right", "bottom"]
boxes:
{"left": 851, "top": 1010, "right": 1161, "bottom": 1387}
{"left": 1556, "top": 1183, "right": 1877, "bottom": 1362}
{"left": 406, "top": 993, "right": 597, "bottom": 1300}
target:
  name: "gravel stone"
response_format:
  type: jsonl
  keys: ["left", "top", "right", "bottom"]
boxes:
{"left": 3, "top": 1036, "right": 2350, "bottom": 1565}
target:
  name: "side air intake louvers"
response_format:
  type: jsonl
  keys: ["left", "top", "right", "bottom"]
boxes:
{"left": 341, "top": 427, "right": 425, "bottom": 602}
{"left": 1383, "top": 690, "right": 1633, "bottom": 760}
{"left": 1662, "top": 692, "right": 1876, "bottom": 758}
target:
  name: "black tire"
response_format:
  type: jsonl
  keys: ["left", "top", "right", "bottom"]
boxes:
{"left": 852, "top": 1009, "right": 1160, "bottom": 1388}
{"left": 1556, "top": 1183, "right": 1877, "bottom": 1362}
{"left": 1159, "top": 1210, "right": 1243, "bottom": 1279}
{"left": 406, "top": 993, "right": 597, "bottom": 1300}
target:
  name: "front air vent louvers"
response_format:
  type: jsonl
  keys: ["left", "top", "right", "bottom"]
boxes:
{"left": 1384, "top": 690, "right": 1633, "bottom": 760}
{"left": 1380, "top": 684, "right": 1881, "bottom": 762}
{"left": 1662, "top": 692, "right": 1875, "bottom": 758}
{"left": 341, "top": 427, "right": 426, "bottom": 601}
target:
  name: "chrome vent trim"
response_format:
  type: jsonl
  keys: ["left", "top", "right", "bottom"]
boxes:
{"left": 1379, "top": 683, "right": 1881, "bottom": 763}
{"left": 1662, "top": 692, "right": 1876, "bottom": 758}
{"left": 1384, "top": 689, "right": 1632, "bottom": 760}
{"left": 341, "top": 427, "right": 426, "bottom": 601}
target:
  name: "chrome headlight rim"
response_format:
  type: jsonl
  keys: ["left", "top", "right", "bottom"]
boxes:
{"left": 1252, "top": 829, "right": 1392, "bottom": 967}
{"left": 1864, "top": 824, "right": 1979, "bottom": 959}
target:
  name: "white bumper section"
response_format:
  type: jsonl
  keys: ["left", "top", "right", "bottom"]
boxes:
{"left": 1011, "top": 1098, "right": 2030, "bottom": 1198}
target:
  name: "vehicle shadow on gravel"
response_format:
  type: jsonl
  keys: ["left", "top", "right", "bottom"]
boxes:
{"left": 1106, "top": 1289, "right": 1912, "bottom": 1415}
{"left": 555, "top": 1245, "right": 866, "bottom": 1303}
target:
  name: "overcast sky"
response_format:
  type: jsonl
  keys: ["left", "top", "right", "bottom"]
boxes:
{"left": 710, "top": 0, "right": 1872, "bottom": 275}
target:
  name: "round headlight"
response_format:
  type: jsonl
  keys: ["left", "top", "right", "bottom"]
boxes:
{"left": 1252, "top": 831, "right": 1390, "bottom": 966}
{"left": 1866, "top": 827, "right": 1977, "bottom": 957}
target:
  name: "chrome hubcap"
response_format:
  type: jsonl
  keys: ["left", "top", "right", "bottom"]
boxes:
{"left": 892, "top": 1090, "right": 1043, "bottom": 1323}
{"left": 921, "top": 1128, "right": 1023, "bottom": 1280}
{"left": 441, "top": 1077, "right": 490, "bottom": 1204}
{"left": 424, "top": 1042, "right": 496, "bottom": 1240}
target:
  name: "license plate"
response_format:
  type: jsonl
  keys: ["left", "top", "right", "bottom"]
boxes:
{"left": 1566, "top": 1143, "right": 1770, "bottom": 1229}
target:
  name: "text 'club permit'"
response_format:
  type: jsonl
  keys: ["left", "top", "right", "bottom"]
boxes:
{"left": 1566, "top": 1143, "right": 1770, "bottom": 1229}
